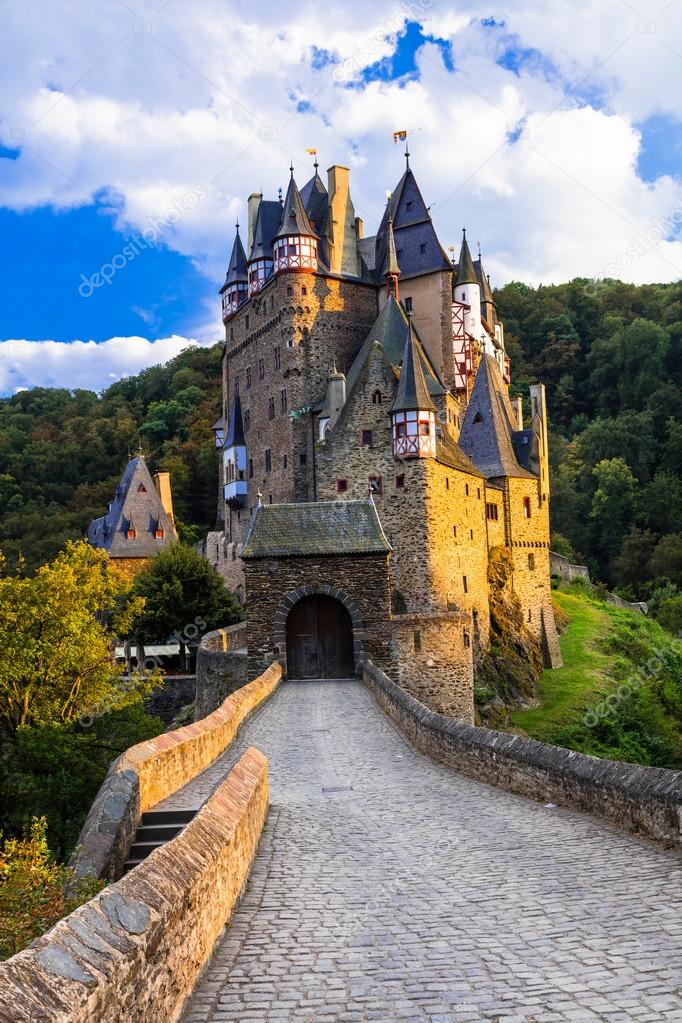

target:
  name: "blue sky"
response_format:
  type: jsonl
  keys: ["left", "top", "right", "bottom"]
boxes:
{"left": 1, "top": 1, "right": 682, "bottom": 393}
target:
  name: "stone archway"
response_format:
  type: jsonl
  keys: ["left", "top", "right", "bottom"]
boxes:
{"left": 273, "top": 584, "right": 365, "bottom": 679}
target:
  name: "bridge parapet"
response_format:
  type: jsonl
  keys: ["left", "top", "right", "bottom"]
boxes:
{"left": 362, "top": 659, "right": 682, "bottom": 848}
{"left": 70, "top": 658, "right": 281, "bottom": 883}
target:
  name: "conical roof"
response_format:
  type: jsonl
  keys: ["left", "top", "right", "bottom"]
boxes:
{"left": 248, "top": 199, "right": 282, "bottom": 262}
{"left": 300, "top": 170, "right": 328, "bottom": 233}
{"left": 391, "top": 316, "right": 436, "bottom": 414}
{"left": 225, "top": 392, "right": 246, "bottom": 448}
{"left": 86, "top": 455, "right": 178, "bottom": 557}
{"left": 223, "top": 225, "right": 248, "bottom": 290}
{"left": 475, "top": 254, "right": 496, "bottom": 309}
{"left": 382, "top": 217, "right": 400, "bottom": 279}
{"left": 275, "top": 170, "right": 315, "bottom": 239}
{"left": 455, "top": 229, "right": 477, "bottom": 286}
{"left": 458, "top": 355, "right": 534, "bottom": 478}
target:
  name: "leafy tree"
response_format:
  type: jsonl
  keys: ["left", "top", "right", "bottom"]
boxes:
{"left": 650, "top": 532, "right": 682, "bottom": 588}
{"left": 130, "top": 544, "right": 241, "bottom": 652}
{"left": 613, "top": 527, "right": 657, "bottom": 592}
{"left": 0, "top": 541, "right": 157, "bottom": 737}
{"left": 590, "top": 459, "right": 637, "bottom": 576}
{"left": 656, "top": 595, "right": 682, "bottom": 636}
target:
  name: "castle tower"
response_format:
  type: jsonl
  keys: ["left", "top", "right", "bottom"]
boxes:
{"left": 223, "top": 393, "right": 248, "bottom": 510}
{"left": 454, "top": 229, "right": 481, "bottom": 339}
{"left": 391, "top": 315, "right": 437, "bottom": 459}
{"left": 220, "top": 223, "right": 249, "bottom": 324}
{"left": 383, "top": 217, "right": 400, "bottom": 300}
{"left": 247, "top": 196, "right": 280, "bottom": 295}
{"left": 273, "top": 168, "right": 318, "bottom": 273}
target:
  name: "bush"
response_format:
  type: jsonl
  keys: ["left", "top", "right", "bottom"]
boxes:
{"left": 0, "top": 818, "right": 101, "bottom": 960}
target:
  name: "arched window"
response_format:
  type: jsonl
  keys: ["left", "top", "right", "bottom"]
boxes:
{"left": 372, "top": 389, "right": 382, "bottom": 405}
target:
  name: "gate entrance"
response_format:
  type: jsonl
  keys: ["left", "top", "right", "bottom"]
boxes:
{"left": 285, "top": 595, "right": 354, "bottom": 679}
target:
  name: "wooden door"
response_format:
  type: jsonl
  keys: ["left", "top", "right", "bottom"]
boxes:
{"left": 286, "top": 596, "right": 354, "bottom": 679}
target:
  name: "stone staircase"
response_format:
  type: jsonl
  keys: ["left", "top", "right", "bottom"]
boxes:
{"left": 122, "top": 808, "right": 196, "bottom": 874}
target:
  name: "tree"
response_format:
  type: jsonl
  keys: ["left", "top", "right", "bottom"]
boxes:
{"left": 130, "top": 544, "right": 241, "bottom": 655}
{"left": 650, "top": 532, "right": 682, "bottom": 589}
{"left": 0, "top": 541, "right": 156, "bottom": 737}
{"left": 613, "top": 527, "right": 657, "bottom": 595}
{"left": 590, "top": 458, "right": 637, "bottom": 575}
{"left": 656, "top": 595, "right": 682, "bottom": 636}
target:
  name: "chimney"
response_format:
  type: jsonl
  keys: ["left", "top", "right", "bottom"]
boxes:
{"left": 529, "top": 383, "right": 549, "bottom": 501}
{"left": 327, "top": 165, "right": 359, "bottom": 276}
{"left": 154, "top": 471, "right": 175, "bottom": 526}
{"left": 355, "top": 216, "right": 364, "bottom": 240}
{"left": 515, "top": 396, "right": 523, "bottom": 430}
{"left": 247, "top": 192, "right": 261, "bottom": 254}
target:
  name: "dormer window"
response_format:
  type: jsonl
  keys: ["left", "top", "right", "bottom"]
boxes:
{"left": 137, "top": 483, "right": 147, "bottom": 493}
{"left": 127, "top": 528, "right": 136, "bottom": 539}
{"left": 155, "top": 528, "right": 164, "bottom": 539}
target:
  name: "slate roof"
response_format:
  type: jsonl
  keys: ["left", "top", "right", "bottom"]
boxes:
{"left": 300, "top": 170, "right": 328, "bottom": 234}
{"left": 275, "top": 172, "right": 315, "bottom": 239}
{"left": 458, "top": 355, "right": 535, "bottom": 479}
{"left": 436, "top": 433, "right": 485, "bottom": 477}
{"left": 248, "top": 199, "right": 282, "bottom": 262}
{"left": 241, "top": 500, "right": 392, "bottom": 559}
{"left": 87, "top": 456, "right": 178, "bottom": 558}
{"left": 225, "top": 393, "right": 246, "bottom": 448}
{"left": 392, "top": 316, "right": 436, "bottom": 413}
{"left": 221, "top": 226, "right": 248, "bottom": 293}
{"left": 454, "top": 230, "right": 477, "bottom": 286}
{"left": 374, "top": 167, "right": 451, "bottom": 280}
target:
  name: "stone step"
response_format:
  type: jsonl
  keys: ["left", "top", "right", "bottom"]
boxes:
{"left": 141, "top": 808, "right": 196, "bottom": 826}
{"left": 128, "top": 840, "right": 165, "bottom": 861}
{"left": 135, "top": 822, "right": 184, "bottom": 842}
{"left": 121, "top": 808, "right": 197, "bottom": 875}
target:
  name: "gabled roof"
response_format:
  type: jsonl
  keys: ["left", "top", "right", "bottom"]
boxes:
{"left": 87, "top": 456, "right": 178, "bottom": 558}
{"left": 225, "top": 392, "right": 245, "bottom": 448}
{"left": 248, "top": 199, "right": 282, "bottom": 262}
{"left": 221, "top": 225, "right": 248, "bottom": 293}
{"left": 241, "top": 500, "right": 392, "bottom": 559}
{"left": 454, "top": 230, "right": 477, "bottom": 286}
{"left": 300, "top": 170, "right": 328, "bottom": 234}
{"left": 458, "top": 355, "right": 535, "bottom": 479}
{"left": 391, "top": 316, "right": 436, "bottom": 413}
{"left": 374, "top": 167, "right": 451, "bottom": 279}
{"left": 275, "top": 172, "right": 315, "bottom": 239}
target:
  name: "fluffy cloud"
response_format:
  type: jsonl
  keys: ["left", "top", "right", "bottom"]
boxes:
{"left": 1, "top": 0, "right": 682, "bottom": 390}
{"left": 0, "top": 336, "right": 201, "bottom": 394}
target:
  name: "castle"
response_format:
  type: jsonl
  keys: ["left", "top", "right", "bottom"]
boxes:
{"left": 209, "top": 154, "right": 562, "bottom": 720}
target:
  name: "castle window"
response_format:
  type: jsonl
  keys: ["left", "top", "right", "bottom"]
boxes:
{"left": 414, "top": 630, "right": 421, "bottom": 652}
{"left": 246, "top": 367, "right": 252, "bottom": 389}
{"left": 280, "top": 388, "right": 287, "bottom": 414}
{"left": 473, "top": 412, "right": 483, "bottom": 424}
{"left": 528, "top": 553, "right": 535, "bottom": 570}
{"left": 453, "top": 526, "right": 457, "bottom": 538}
{"left": 155, "top": 528, "right": 164, "bottom": 539}
{"left": 361, "top": 429, "right": 373, "bottom": 446}
{"left": 523, "top": 496, "right": 532, "bottom": 518}
{"left": 372, "top": 390, "right": 382, "bottom": 405}
{"left": 470, "top": 529, "right": 474, "bottom": 540}
{"left": 244, "top": 409, "right": 251, "bottom": 432}
{"left": 127, "top": 528, "right": 136, "bottom": 540}
{"left": 287, "top": 285, "right": 294, "bottom": 297}
{"left": 337, "top": 479, "right": 348, "bottom": 492}
{"left": 406, "top": 200, "right": 413, "bottom": 211}
{"left": 268, "top": 397, "right": 275, "bottom": 420}
{"left": 465, "top": 483, "right": 469, "bottom": 496}
{"left": 137, "top": 483, "right": 147, "bottom": 493}
{"left": 268, "top": 494, "right": 273, "bottom": 504}
{"left": 463, "top": 575, "right": 468, "bottom": 594}
{"left": 463, "top": 631, "right": 470, "bottom": 649}
{"left": 445, "top": 478, "right": 449, "bottom": 490}
{"left": 477, "top": 488, "right": 481, "bottom": 499}
{"left": 302, "top": 285, "right": 307, "bottom": 296}
{"left": 369, "top": 475, "right": 383, "bottom": 495}
{"left": 234, "top": 379, "right": 240, "bottom": 396}
{"left": 528, "top": 609, "right": 532, "bottom": 622}
{"left": 245, "top": 315, "right": 250, "bottom": 329}
{"left": 300, "top": 453, "right": 307, "bottom": 465}
{"left": 274, "top": 346, "right": 281, "bottom": 370}
{"left": 258, "top": 358, "right": 265, "bottom": 380}
{"left": 395, "top": 474, "right": 405, "bottom": 488}
{"left": 486, "top": 503, "right": 499, "bottom": 521}
{"left": 283, "top": 454, "right": 288, "bottom": 469}
{"left": 265, "top": 449, "right": 272, "bottom": 473}
{"left": 249, "top": 458, "right": 254, "bottom": 478}
{"left": 404, "top": 296, "right": 413, "bottom": 313}
{"left": 419, "top": 243, "right": 426, "bottom": 254}
{"left": 230, "top": 327, "right": 234, "bottom": 341}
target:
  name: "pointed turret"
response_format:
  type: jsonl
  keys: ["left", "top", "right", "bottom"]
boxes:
{"left": 220, "top": 223, "right": 249, "bottom": 322}
{"left": 273, "top": 167, "right": 318, "bottom": 273}
{"left": 247, "top": 198, "right": 280, "bottom": 294}
{"left": 454, "top": 229, "right": 477, "bottom": 286}
{"left": 391, "top": 315, "right": 437, "bottom": 459}
{"left": 223, "top": 393, "right": 247, "bottom": 509}
{"left": 454, "top": 228, "right": 482, "bottom": 343}
{"left": 475, "top": 248, "right": 497, "bottom": 329}
{"left": 383, "top": 217, "right": 400, "bottom": 299}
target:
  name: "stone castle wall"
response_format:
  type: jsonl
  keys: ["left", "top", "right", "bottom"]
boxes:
{"left": 195, "top": 623, "right": 248, "bottom": 719}
{"left": 390, "top": 611, "right": 474, "bottom": 722}
{"left": 0, "top": 748, "right": 269, "bottom": 1023}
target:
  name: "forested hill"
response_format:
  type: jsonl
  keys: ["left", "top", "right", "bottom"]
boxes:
{"left": 0, "top": 344, "right": 223, "bottom": 570}
{"left": 1, "top": 278, "right": 681, "bottom": 616}
{"left": 496, "top": 278, "right": 682, "bottom": 612}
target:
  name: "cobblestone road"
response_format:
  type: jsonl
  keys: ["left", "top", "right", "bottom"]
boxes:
{"left": 179, "top": 680, "right": 682, "bottom": 1023}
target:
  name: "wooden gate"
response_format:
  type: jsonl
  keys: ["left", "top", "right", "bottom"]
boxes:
{"left": 286, "top": 595, "right": 354, "bottom": 679}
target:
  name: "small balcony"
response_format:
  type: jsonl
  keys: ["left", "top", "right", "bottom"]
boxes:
{"left": 224, "top": 479, "right": 247, "bottom": 509}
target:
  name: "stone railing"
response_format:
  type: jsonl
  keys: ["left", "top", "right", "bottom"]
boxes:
{"left": 0, "top": 748, "right": 268, "bottom": 1023}
{"left": 362, "top": 660, "right": 682, "bottom": 848}
{"left": 70, "top": 659, "right": 281, "bottom": 882}
{"left": 195, "top": 622, "right": 248, "bottom": 720}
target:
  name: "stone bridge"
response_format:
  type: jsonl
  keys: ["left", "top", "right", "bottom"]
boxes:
{"left": 1, "top": 661, "right": 681, "bottom": 1023}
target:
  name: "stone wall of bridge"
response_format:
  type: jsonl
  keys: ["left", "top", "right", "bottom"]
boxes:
{"left": 194, "top": 622, "right": 248, "bottom": 719}
{"left": 362, "top": 659, "right": 682, "bottom": 848}
{"left": 0, "top": 748, "right": 269, "bottom": 1023}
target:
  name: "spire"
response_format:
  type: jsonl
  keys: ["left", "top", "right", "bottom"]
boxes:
{"left": 225, "top": 223, "right": 248, "bottom": 286}
{"left": 391, "top": 315, "right": 436, "bottom": 414}
{"left": 383, "top": 215, "right": 401, "bottom": 298}
{"left": 275, "top": 172, "right": 315, "bottom": 238}
{"left": 225, "top": 391, "right": 246, "bottom": 448}
{"left": 455, "top": 228, "right": 478, "bottom": 286}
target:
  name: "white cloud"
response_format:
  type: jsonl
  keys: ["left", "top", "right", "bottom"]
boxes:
{"left": 0, "top": 336, "right": 202, "bottom": 395}
{"left": 1, "top": 0, "right": 682, "bottom": 392}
